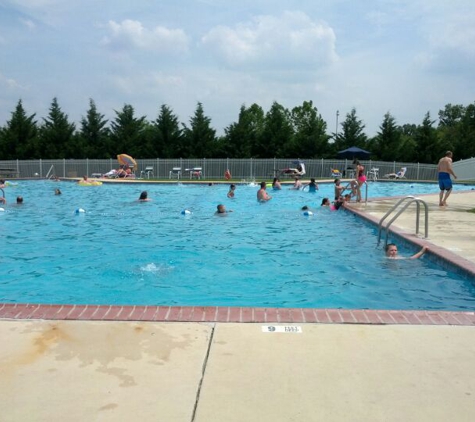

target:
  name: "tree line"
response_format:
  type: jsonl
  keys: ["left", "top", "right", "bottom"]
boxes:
{"left": 0, "top": 98, "right": 474, "bottom": 163}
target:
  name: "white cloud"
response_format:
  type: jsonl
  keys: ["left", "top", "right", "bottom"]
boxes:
{"left": 0, "top": 72, "right": 28, "bottom": 90}
{"left": 101, "top": 19, "right": 189, "bottom": 55}
{"left": 427, "top": 14, "right": 475, "bottom": 56}
{"left": 201, "top": 11, "right": 338, "bottom": 68}
{"left": 19, "top": 18, "right": 36, "bottom": 30}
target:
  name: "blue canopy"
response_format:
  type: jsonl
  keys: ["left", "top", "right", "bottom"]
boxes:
{"left": 337, "top": 146, "right": 371, "bottom": 160}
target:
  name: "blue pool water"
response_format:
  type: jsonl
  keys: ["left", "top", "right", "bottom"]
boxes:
{"left": 1, "top": 180, "right": 474, "bottom": 311}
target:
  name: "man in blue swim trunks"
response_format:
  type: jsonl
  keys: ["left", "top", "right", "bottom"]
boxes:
{"left": 437, "top": 151, "right": 457, "bottom": 206}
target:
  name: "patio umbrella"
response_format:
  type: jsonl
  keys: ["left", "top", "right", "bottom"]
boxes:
{"left": 337, "top": 146, "right": 371, "bottom": 160}
{"left": 117, "top": 154, "right": 137, "bottom": 169}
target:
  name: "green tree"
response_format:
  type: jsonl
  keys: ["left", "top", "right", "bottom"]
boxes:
{"left": 110, "top": 104, "right": 147, "bottom": 157}
{"left": 437, "top": 103, "right": 475, "bottom": 159}
{"left": 182, "top": 102, "right": 216, "bottom": 158}
{"left": 254, "top": 101, "right": 293, "bottom": 158}
{"left": 460, "top": 103, "right": 475, "bottom": 158}
{"left": 38, "top": 98, "right": 76, "bottom": 158}
{"left": 374, "top": 112, "right": 402, "bottom": 161}
{"left": 289, "top": 100, "right": 330, "bottom": 158}
{"left": 334, "top": 108, "right": 368, "bottom": 151}
{"left": 79, "top": 99, "right": 111, "bottom": 158}
{"left": 0, "top": 99, "right": 38, "bottom": 159}
{"left": 415, "top": 112, "right": 440, "bottom": 163}
{"left": 223, "top": 104, "right": 265, "bottom": 158}
{"left": 153, "top": 104, "right": 183, "bottom": 158}
{"left": 398, "top": 124, "right": 418, "bottom": 162}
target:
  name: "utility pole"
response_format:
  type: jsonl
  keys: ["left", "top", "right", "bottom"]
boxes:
{"left": 335, "top": 110, "right": 339, "bottom": 139}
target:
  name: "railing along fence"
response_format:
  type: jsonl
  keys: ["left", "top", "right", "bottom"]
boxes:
{"left": 453, "top": 157, "right": 475, "bottom": 181}
{"left": 0, "top": 158, "right": 439, "bottom": 181}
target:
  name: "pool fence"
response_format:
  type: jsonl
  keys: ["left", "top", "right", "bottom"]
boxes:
{"left": 0, "top": 158, "right": 447, "bottom": 181}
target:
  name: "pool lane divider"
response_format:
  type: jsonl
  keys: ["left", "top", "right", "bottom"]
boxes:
{"left": 0, "top": 303, "right": 474, "bottom": 326}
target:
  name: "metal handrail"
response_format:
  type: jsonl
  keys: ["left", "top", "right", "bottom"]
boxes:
{"left": 377, "top": 196, "right": 429, "bottom": 247}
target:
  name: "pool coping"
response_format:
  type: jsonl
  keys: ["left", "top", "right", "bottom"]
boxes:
{"left": 0, "top": 303, "right": 474, "bottom": 325}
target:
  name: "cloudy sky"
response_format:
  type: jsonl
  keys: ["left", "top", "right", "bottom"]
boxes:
{"left": 1, "top": 0, "right": 474, "bottom": 137}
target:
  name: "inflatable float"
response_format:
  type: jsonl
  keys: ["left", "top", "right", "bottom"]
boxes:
{"left": 78, "top": 180, "right": 102, "bottom": 186}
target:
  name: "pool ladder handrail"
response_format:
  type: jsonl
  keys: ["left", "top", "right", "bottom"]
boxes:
{"left": 377, "top": 195, "right": 429, "bottom": 247}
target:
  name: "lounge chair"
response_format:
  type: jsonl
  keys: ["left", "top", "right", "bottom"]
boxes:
{"left": 384, "top": 167, "right": 407, "bottom": 179}
{"left": 281, "top": 163, "right": 306, "bottom": 177}
{"left": 331, "top": 168, "right": 342, "bottom": 178}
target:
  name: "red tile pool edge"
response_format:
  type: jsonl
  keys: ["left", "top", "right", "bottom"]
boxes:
{"left": 0, "top": 304, "right": 474, "bottom": 325}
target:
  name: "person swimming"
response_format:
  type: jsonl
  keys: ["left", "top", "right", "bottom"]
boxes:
{"left": 227, "top": 184, "right": 236, "bottom": 198}
{"left": 138, "top": 191, "right": 151, "bottom": 201}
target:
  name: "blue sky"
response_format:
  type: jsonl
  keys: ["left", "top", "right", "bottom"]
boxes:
{"left": 1, "top": 0, "right": 474, "bottom": 137}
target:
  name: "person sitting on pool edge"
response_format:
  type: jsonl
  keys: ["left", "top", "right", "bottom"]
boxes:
{"left": 215, "top": 204, "right": 232, "bottom": 215}
{"left": 385, "top": 243, "right": 428, "bottom": 259}
{"left": 257, "top": 182, "right": 272, "bottom": 202}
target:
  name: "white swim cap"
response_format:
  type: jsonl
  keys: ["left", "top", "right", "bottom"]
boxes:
{"left": 181, "top": 209, "right": 192, "bottom": 215}
{"left": 75, "top": 208, "right": 86, "bottom": 214}
{"left": 303, "top": 210, "right": 313, "bottom": 216}
{"left": 0, "top": 208, "right": 4, "bottom": 212}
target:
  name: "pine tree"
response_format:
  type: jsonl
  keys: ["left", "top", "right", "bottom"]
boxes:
{"left": 0, "top": 99, "right": 38, "bottom": 159}
{"left": 79, "top": 99, "right": 110, "bottom": 158}
{"left": 110, "top": 104, "right": 147, "bottom": 157}
{"left": 153, "top": 104, "right": 183, "bottom": 158}
{"left": 182, "top": 103, "right": 216, "bottom": 158}
{"left": 38, "top": 98, "right": 76, "bottom": 158}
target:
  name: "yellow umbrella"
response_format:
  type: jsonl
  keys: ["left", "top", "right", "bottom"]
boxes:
{"left": 117, "top": 154, "right": 137, "bottom": 169}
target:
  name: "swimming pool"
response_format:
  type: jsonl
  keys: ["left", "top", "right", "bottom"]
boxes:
{"left": 1, "top": 180, "right": 474, "bottom": 311}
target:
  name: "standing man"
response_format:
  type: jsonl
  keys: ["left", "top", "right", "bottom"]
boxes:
{"left": 437, "top": 151, "right": 457, "bottom": 206}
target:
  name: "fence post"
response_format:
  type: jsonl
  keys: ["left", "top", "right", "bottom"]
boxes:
{"left": 321, "top": 158, "right": 324, "bottom": 178}
{"left": 86, "top": 158, "right": 89, "bottom": 176}
{"left": 417, "top": 162, "right": 420, "bottom": 181}
{"left": 39, "top": 158, "right": 42, "bottom": 177}
{"left": 63, "top": 158, "right": 66, "bottom": 177}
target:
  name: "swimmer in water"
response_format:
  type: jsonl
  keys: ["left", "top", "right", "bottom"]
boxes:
{"left": 227, "top": 184, "right": 236, "bottom": 198}
{"left": 257, "top": 182, "right": 272, "bottom": 202}
{"left": 138, "top": 191, "right": 151, "bottom": 202}
{"left": 215, "top": 204, "right": 232, "bottom": 215}
{"left": 385, "top": 243, "right": 428, "bottom": 259}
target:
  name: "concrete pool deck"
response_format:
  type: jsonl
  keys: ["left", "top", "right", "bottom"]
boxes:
{"left": 1, "top": 189, "right": 475, "bottom": 421}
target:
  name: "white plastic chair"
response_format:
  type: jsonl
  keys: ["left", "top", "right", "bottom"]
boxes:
{"left": 140, "top": 166, "right": 154, "bottom": 179}
{"left": 169, "top": 167, "right": 181, "bottom": 179}
{"left": 367, "top": 168, "right": 379, "bottom": 181}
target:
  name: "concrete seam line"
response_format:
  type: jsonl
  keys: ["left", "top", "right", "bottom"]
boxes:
{"left": 191, "top": 323, "right": 216, "bottom": 422}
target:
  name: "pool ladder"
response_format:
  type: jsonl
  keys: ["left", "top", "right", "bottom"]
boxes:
{"left": 377, "top": 196, "right": 429, "bottom": 247}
